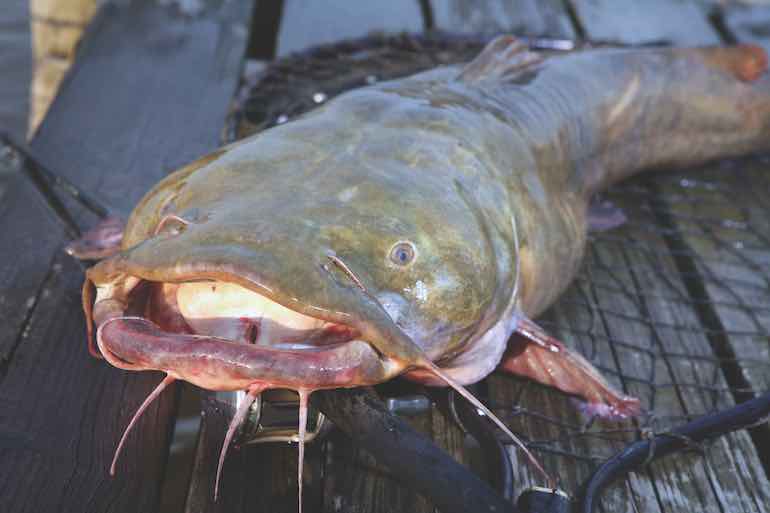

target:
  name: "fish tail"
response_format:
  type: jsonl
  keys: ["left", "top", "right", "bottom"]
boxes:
{"left": 580, "top": 43, "right": 770, "bottom": 194}
{"left": 697, "top": 44, "right": 768, "bottom": 83}
{"left": 463, "top": 37, "right": 770, "bottom": 195}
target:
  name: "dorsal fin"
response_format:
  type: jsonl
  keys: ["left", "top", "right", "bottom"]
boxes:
{"left": 458, "top": 35, "right": 544, "bottom": 84}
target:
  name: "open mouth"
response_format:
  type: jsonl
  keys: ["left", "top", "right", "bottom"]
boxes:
{"left": 91, "top": 278, "right": 393, "bottom": 391}
{"left": 87, "top": 273, "right": 550, "bottom": 494}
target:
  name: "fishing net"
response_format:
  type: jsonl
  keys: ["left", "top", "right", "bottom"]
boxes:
{"left": 227, "top": 32, "right": 770, "bottom": 499}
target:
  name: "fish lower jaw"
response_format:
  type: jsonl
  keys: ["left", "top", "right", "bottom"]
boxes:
{"left": 90, "top": 278, "right": 407, "bottom": 390}
{"left": 95, "top": 315, "right": 395, "bottom": 391}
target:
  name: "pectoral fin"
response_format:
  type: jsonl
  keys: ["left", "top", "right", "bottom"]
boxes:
{"left": 457, "top": 35, "right": 544, "bottom": 85}
{"left": 65, "top": 216, "right": 125, "bottom": 260}
{"left": 500, "top": 316, "right": 641, "bottom": 419}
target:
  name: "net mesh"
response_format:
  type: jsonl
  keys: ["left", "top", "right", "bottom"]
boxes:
{"left": 229, "top": 32, "right": 770, "bottom": 488}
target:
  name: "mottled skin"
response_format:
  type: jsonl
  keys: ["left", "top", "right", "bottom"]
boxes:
{"left": 79, "top": 37, "right": 770, "bottom": 500}
{"left": 86, "top": 39, "right": 770, "bottom": 398}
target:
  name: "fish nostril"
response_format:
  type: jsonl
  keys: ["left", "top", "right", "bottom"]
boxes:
{"left": 154, "top": 214, "right": 190, "bottom": 237}
{"left": 324, "top": 253, "right": 367, "bottom": 292}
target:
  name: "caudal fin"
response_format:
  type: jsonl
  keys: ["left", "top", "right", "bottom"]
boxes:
{"left": 699, "top": 44, "right": 768, "bottom": 83}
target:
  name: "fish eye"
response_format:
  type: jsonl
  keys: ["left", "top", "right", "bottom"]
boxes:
{"left": 389, "top": 241, "right": 416, "bottom": 266}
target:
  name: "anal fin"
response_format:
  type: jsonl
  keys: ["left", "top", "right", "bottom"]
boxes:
{"left": 499, "top": 316, "right": 641, "bottom": 420}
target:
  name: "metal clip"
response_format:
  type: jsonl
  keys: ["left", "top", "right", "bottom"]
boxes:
{"left": 210, "top": 389, "right": 331, "bottom": 445}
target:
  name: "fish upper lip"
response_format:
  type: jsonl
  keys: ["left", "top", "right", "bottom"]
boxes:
{"left": 85, "top": 249, "right": 418, "bottom": 386}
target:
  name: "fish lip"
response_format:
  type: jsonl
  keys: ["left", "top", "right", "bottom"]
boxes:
{"left": 95, "top": 315, "right": 396, "bottom": 390}
{"left": 86, "top": 256, "right": 361, "bottom": 328}
{"left": 86, "top": 251, "right": 420, "bottom": 381}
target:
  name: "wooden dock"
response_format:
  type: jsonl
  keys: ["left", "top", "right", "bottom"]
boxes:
{"left": 1, "top": 1, "right": 769, "bottom": 512}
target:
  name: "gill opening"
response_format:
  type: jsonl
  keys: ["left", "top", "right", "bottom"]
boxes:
{"left": 82, "top": 277, "right": 101, "bottom": 358}
{"left": 510, "top": 210, "right": 521, "bottom": 307}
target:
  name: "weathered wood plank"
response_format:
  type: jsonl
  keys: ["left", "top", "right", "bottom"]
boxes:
{"left": 185, "top": 395, "right": 314, "bottom": 513}
{"left": 0, "top": 0, "right": 31, "bottom": 139}
{"left": 724, "top": 5, "right": 770, "bottom": 53}
{"left": 431, "top": 0, "right": 576, "bottom": 38}
{"left": 583, "top": 196, "right": 769, "bottom": 512}
{"left": 321, "top": 408, "right": 438, "bottom": 513}
{"left": 0, "top": 1, "right": 253, "bottom": 512}
{"left": 276, "top": 0, "right": 423, "bottom": 57}
{"left": 714, "top": 6, "right": 770, "bottom": 392}
{"left": 657, "top": 161, "right": 770, "bottom": 396}
{"left": 569, "top": 0, "right": 720, "bottom": 45}
{"left": 686, "top": 4, "right": 770, "bottom": 461}
{"left": 32, "top": 0, "right": 254, "bottom": 215}
{"left": 0, "top": 156, "right": 65, "bottom": 363}
{"left": 320, "top": 398, "right": 475, "bottom": 513}
{"left": 496, "top": 177, "right": 770, "bottom": 512}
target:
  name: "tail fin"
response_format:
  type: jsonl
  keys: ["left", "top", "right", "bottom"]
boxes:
{"left": 579, "top": 44, "right": 770, "bottom": 194}
{"left": 698, "top": 44, "right": 768, "bottom": 83}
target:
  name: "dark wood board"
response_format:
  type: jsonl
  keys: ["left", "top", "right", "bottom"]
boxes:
{"left": 708, "top": 0, "right": 770, "bottom": 408}
{"left": 0, "top": 158, "right": 67, "bottom": 363}
{"left": 31, "top": 0, "right": 254, "bottom": 216}
{"left": 655, "top": 159, "right": 770, "bottom": 427}
{"left": 430, "top": 0, "right": 576, "bottom": 38}
{"left": 276, "top": 0, "right": 423, "bottom": 57}
{"left": 724, "top": 5, "right": 770, "bottom": 53}
{"left": 488, "top": 175, "right": 770, "bottom": 512}
{"left": 185, "top": 396, "right": 314, "bottom": 513}
{"left": 569, "top": 0, "right": 720, "bottom": 45}
{"left": 0, "top": 0, "right": 31, "bottom": 139}
{"left": 0, "top": 0, "right": 253, "bottom": 512}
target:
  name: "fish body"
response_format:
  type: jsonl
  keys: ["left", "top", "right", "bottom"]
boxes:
{"left": 78, "top": 37, "right": 770, "bottom": 493}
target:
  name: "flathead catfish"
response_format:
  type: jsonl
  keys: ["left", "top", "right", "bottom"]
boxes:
{"left": 74, "top": 36, "right": 770, "bottom": 498}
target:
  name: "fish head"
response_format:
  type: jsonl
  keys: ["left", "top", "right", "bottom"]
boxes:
{"left": 82, "top": 94, "right": 546, "bottom": 496}
{"left": 84, "top": 130, "right": 511, "bottom": 393}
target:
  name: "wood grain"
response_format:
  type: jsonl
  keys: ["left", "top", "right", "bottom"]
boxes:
{"left": 431, "top": 0, "right": 576, "bottom": 38}
{"left": 0, "top": 1, "right": 253, "bottom": 512}
{"left": 569, "top": 0, "right": 719, "bottom": 45}
{"left": 724, "top": 5, "right": 770, "bottom": 53}
{"left": 276, "top": 0, "right": 423, "bottom": 57}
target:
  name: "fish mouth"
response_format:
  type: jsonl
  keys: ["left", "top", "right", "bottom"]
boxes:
{"left": 89, "top": 277, "right": 401, "bottom": 391}
{"left": 84, "top": 256, "right": 546, "bottom": 487}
